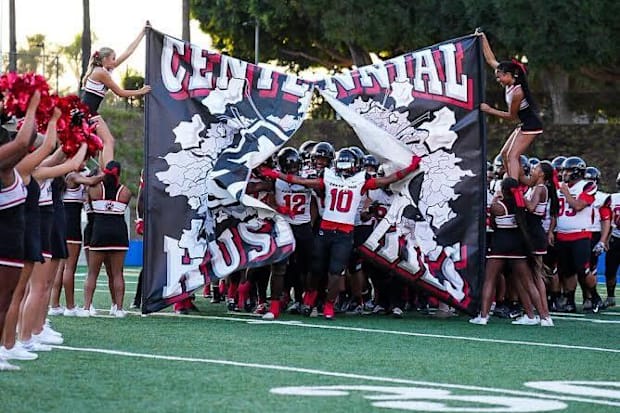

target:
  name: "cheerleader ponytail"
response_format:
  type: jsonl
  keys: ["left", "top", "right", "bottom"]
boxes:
{"left": 497, "top": 59, "right": 538, "bottom": 113}
{"left": 103, "top": 160, "right": 121, "bottom": 195}
{"left": 82, "top": 47, "right": 115, "bottom": 88}
{"left": 540, "top": 161, "right": 559, "bottom": 217}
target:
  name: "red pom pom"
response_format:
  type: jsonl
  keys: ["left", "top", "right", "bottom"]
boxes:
{"left": 52, "top": 95, "right": 101, "bottom": 158}
{"left": 0, "top": 72, "right": 50, "bottom": 118}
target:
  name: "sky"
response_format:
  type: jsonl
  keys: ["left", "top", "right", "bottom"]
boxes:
{"left": 0, "top": 0, "right": 213, "bottom": 90}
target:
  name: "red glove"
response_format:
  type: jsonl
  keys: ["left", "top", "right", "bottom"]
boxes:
{"left": 259, "top": 167, "right": 280, "bottom": 180}
{"left": 276, "top": 205, "right": 295, "bottom": 218}
{"left": 396, "top": 155, "right": 422, "bottom": 179}
{"left": 135, "top": 218, "right": 144, "bottom": 235}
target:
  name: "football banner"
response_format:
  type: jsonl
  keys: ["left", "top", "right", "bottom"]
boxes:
{"left": 143, "top": 29, "right": 312, "bottom": 313}
{"left": 318, "top": 34, "right": 485, "bottom": 314}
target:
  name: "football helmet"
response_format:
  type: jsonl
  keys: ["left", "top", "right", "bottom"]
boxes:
{"left": 528, "top": 157, "right": 540, "bottom": 169}
{"left": 311, "top": 141, "right": 335, "bottom": 169}
{"left": 299, "top": 140, "right": 317, "bottom": 162}
{"left": 277, "top": 147, "right": 302, "bottom": 174}
{"left": 561, "top": 156, "right": 586, "bottom": 182}
{"left": 551, "top": 156, "right": 566, "bottom": 172}
{"left": 584, "top": 166, "right": 601, "bottom": 183}
{"left": 520, "top": 154, "right": 530, "bottom": 176}
{"left": 362, "top": 154, "right": 379, "bottom": 169}
{"left": 334, "top": 148, "right": 358, "bottom": 177}
{"left": 348, "top": 146, "right": 365, "bottom": 169}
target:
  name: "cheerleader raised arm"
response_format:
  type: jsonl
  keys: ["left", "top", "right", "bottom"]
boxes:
{"left": 476, "top": 31, "right": 543, "bottom": 186}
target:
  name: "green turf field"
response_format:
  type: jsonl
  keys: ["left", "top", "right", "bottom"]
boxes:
{"left": 1, "top": 266, "right": 618, "bottom": 413}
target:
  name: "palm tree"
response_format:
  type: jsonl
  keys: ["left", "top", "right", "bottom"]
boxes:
{"left": 80, "top": 0, "right": 91, "bottom": 90}
{"left": 8, "top": 0, "right": 16, "bottom": 72}
{"left": 182, "top": 0, "right": 190, "bottom": 41}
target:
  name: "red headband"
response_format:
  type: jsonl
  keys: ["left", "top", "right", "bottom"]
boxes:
{"left": 511, "top": 58, "right": 527, "bottom": 76}
{"left": 510, "top": 187, "right": 526, "bottom": 208}
{"left": 103, "top": 166, "right": 119, "bottom": 176}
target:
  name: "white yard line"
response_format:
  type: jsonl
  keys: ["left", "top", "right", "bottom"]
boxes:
{"left": 49, "top": 344, "right": 620, "bottom": 408}
{"left": 105, "top": 310, "right": 620, "bottom": 354}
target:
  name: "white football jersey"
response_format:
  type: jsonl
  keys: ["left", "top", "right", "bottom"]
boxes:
{"left": 275, "top": 178, "right": 313, "bottom": 225}
{"left": 556, "top": 180, "right": 596, "bottom": 234}
{"left": 588, "top": 191, "right": 608, "bottom": 232}
{"left": 321, "top": 168, "right": 367, "bottom": 226}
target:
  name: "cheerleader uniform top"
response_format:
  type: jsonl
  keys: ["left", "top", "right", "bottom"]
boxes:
{"left": 81, "top": 69, "right": 110, "bottom": 115}
{"left": 89, "top": 182, "right": 129, "bottom": 250}
{"left": 0, "top": 171, "right": 27, "bottom": 266}
{"left": 505, "top": 84, "right": 542, "bottom": 133}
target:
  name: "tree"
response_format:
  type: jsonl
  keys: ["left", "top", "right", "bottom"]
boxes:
{"left": 121, "top": 68, "right": 145, "bottom": 108}
{"left": 182, "top": 0, "right": 191, "bottom": 41}
{"left": 460, "top": 0, "right": 620, "bottom": 124}
{"left": 59, "top": 33, "right": 97, "bottom": 92}
{"left": 9, "top": 0, "right": 16, "bottom": 72}
{"left": 80, "top": 0, "right": 92, "bottom": 87}
{"left": 15, "top": 34, "right": 64, "bottom": 86}
{"left": 191, "top": 0, "right": 619, "bottom": 123}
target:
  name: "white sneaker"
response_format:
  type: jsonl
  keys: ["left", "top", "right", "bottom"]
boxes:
{"left": 309, "top": 307, "right": 319, "bottom": 318}
{"left": 19, "top": 339, "right": 52, "bottom": 352}
{"left": 262, "top": 312, "right": 275, "bottom": 320}
{"left": 392, "top": 307, "right": 403, "bottom": 318}
{"left": 372, "top": 304, "right": 386, "bottom": 315}
{"left": 540, "top": 317, "right": 554, "bottom": 327}
{"left": 0, "top": 357, "right": 20, "bottom": 371}
{"left": 33, "top": 330, "right": 64, "bottom": 345}
{"left": 469, "top": 314, "right": 489, "bottom": 325}
{"left": 89, "top": 305, "right": 97, "bottom": 316}
{"left": 47, "top": 306, "right": 65, "bottom": 316}
{"left": 114, "top": 309, "right": 127, "bottom": 318}
{"left": 63, "top": 307, "right": 78, "bottom": 317}
{"left": 43, "top": 324, "right": 62, "bottom": 338}
{"left": 109, "top": 304, "right": 117, "bottom": 316}
{"left": 0, "top": 344, "right": 38, "bottom": 361}
{"left": 512, "top": 315, "right": 540, "bottom": 325}
{"left": 75, "top": 307, "right": 91, "bottom": 318}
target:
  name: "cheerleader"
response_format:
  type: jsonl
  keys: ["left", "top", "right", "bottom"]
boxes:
{"left": 18, "top": 144, "right": 88, "bottom": 349}
{"left": 524, "top": 161, "right": 559, "bottom": 322}
{"left": 49, "top": 170, "right": 103, "bottom": 316}
{"left": 81, "top": 25, "right": 151, "bottom": 167}
{"left": 1, "top": 110, "right": 59, "bottom": 361}
{"left": 477, "top": 31, "right": 543, "bottom": 184}
{"left": 0, "top": 93, "right": 40, "bottom": 370}
{"left": 79, "top": 161, "right": 132, "bottom": 318}
{"left": 470, "top": 178, "right": 552, "bottom": 326}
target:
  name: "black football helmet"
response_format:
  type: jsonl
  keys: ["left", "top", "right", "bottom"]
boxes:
{"left": 584, "top": 166, "right": 601, "bottom": 184}
{"left": 334, "top": 148, "right": 357, "bottom": 177}
{"left": 551, "top": 156, "right": 566, "bottom": 172}
{"left": 492, "top": 154, "right": 504, "bottom": 177}
{"left": 277, "top": 147, "right": 302, "bottom": 174}
{"left": 561, "top": 156, "right": 586, "bottom": 182}
{"left": 348, "top": 146, "right": 365, "bottom": 169}
{"left": 520, "top": 154, "right": 530, "bottom": 176}
{"left": 362, "top": 154, "right": 379, "bottom": 169}
{"left": 311, "top": 141, "right": 335, "bottom": 169}
{"left": 299, "top": 140, "right": 317, "bottom": 162}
